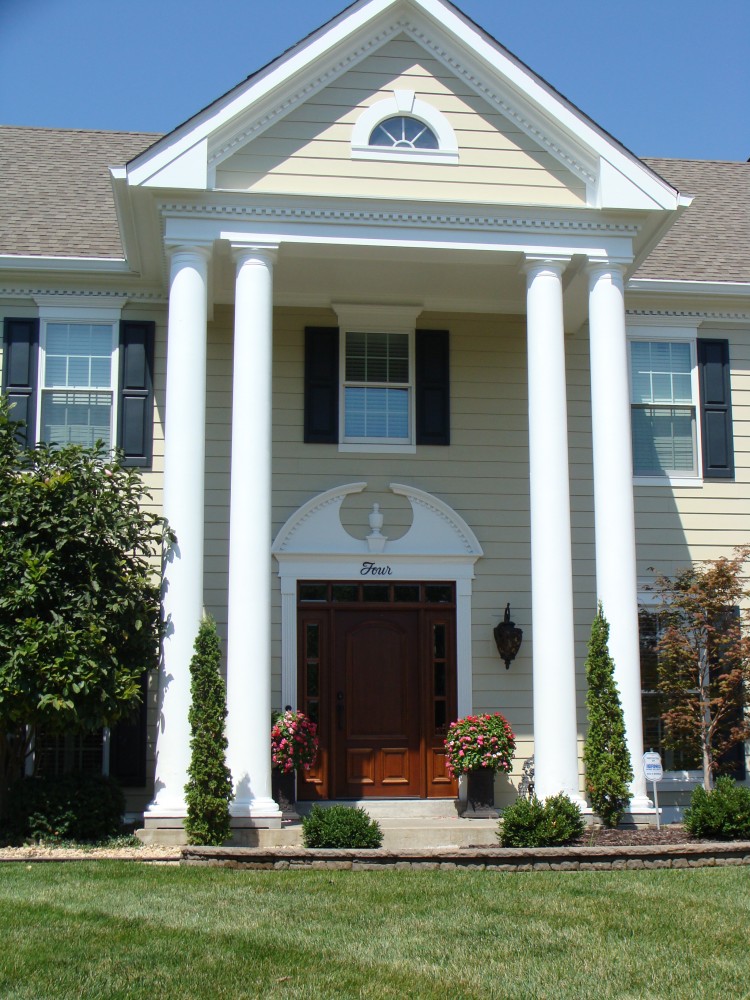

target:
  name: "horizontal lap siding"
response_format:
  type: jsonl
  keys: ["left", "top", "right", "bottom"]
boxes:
{"left": 215, "top": 37, "right": 585, "bottom": 207}
{"left": 265, "top": 307, "right": 597, "bottom": 801}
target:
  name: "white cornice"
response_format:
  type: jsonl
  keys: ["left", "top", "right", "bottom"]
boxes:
{"left": 0, "top": 285, "right": 167, "bottom": 303}
{"left": 159, "top": 199, "right": 639, "bottom": 237}
{"left": 626, "top": 308, "right": 750, "bottom": 324}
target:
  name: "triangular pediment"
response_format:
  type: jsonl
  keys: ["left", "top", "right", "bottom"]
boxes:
{"left": 125, "top": 0, "right": 682, "bottom": 213}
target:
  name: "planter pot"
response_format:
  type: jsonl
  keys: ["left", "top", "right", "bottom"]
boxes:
{"left": 271, "top": 769, "right": 298, "bottom": 818}
{"left": 463, "top": 768, "right": 496, "bottom": 818}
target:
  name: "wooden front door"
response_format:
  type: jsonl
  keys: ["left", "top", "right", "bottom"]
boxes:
{"left": 334, "top": 610, "right": 421, "bottom": 797}
{"left": 297, "top": 581, "right": 458, "bottom": 800}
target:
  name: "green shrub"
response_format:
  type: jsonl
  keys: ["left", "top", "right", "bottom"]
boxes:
{"left": 684, "top": 777, "right": 750, "bottom": 840}
{"left": 184, "top": 618, "right": 233, "bottom": 846}
{"left": 8, "top": 773, "right": 125, "bottom": 842}
{"left": 302, "top": 804, "right": 383, "bottom": 849}
{"left": 583, "top": 604, "right": 632, "bottom": 828}
{"left": 500, "top": 792, "right": 584, "bottom": 848}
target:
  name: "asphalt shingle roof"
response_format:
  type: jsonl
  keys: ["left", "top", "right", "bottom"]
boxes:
{"left": 0, "top": 127, "right": 748, "bottom": 285}
{"left": 637, "top": 158, "right": 750, "bottom": 284}
{"left": 0, "top": 126, "right": 157, "bottom": 258}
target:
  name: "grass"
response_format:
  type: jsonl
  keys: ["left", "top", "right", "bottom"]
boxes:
{"left": 1, "top": 863, "right": 749, "bottom": 998}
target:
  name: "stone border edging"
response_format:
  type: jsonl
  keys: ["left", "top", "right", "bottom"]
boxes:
{"left": 181, "top": 842, "right": 750, "bottom": 871}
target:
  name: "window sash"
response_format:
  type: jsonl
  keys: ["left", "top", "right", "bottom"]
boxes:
{"left": 343, "top": 330, "right": 412, "bottom": 443}
{"left": 630, "top": 338, "right": 699, "bottom": 478}
{"left": 40, "top": 322, "right": 116, "bottom": 448}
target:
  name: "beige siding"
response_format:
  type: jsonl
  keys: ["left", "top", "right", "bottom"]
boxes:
{"left": 215, "top": 36, "right": 586, "bottom": 208}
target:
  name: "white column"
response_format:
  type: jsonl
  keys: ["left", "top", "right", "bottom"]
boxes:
{"left": 525, "top": 258, "right": 583, "bottom": 805}
{"left": 225, "top": 246, "right": 281, "bottom": 824}
{"left": 148, "top": 245, "right": 209, "bottom": 817}
{"left": 587, "top": 262, "right": 650, "bottom": 810}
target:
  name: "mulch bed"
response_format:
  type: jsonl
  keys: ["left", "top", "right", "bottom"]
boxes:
{"left": 577, "top": 825, "right": 709, "bottom": 847}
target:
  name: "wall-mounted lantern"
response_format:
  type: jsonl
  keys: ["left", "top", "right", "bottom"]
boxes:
{"left": 493, "top": 603, "right": 523, "bottom": 669}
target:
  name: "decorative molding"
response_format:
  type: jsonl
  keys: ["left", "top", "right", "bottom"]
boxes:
{"left": 627, "top": 308, "right": 750, "bottom": 323}
{"left": 0, "top": 286, "right": 167, "bottom": 303}
{"left": 209, "top": 22, "right": 404, "bottom": 168}
{"left": 400, "top": 19, "right": 597, "bottom": 187}
{"left": 389, "top": 483, "right": 483, "bottom": 557}
{"left": 207, "top": 10, "right": 595, "bottom": 196}
{"left": 160, "top": 200, "right": 639, "bottom": 237}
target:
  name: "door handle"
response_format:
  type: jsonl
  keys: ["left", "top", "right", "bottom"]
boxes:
{"left": 336, "top": 690, "right": 344, "bottom": 731}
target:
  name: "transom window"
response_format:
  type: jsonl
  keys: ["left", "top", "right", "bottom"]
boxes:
{"left": 41, "top": 322, "right": 115, "bottom": 448}
{"left": 369, "top": 116, "right": 438, "bottom": 150}
{"left": 630, "top": 339, "right": 697, "bottom": 477}
{"left": 344, "top": 331, "right": 410, "bottom": 441}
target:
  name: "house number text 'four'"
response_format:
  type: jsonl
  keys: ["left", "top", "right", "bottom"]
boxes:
{"left": 361, "top": 562, "right": 393, "bottom": 576}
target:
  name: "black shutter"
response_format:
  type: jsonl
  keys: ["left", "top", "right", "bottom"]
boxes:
{"left": 2, "top": 317, "right": 39, "bottom": 447}
{"left": 698, "top": 338, "right": 734, "bottom": 479}
{"left": 415, "top": 329, "right": 450, "bottom": 446}
{"left": 109, "top": 673, "right": 148, "bottom": 787}
{"left": 304, "top": 326, "right": 339, "bottom": 444}
{"left": 117, "top": 320, "right": 155, "bottom": 467}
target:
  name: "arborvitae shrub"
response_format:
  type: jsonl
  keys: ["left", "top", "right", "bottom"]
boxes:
{"left": 499, "top": 792, "right": 584, "bottom": 848}
{"left": 684, "top": 777, "right": 750, "bottom": 840}
{"left": 8, "top": 773, "right": 125, "bottom": 842}
{"left": 583, "top": 604, "right": 633, "bottom": 828}
{"left": 302, "top": 804, "right": 383, "bottom": 848}
{"left": 184, "top": 618, "right": 233, "bottom": 846}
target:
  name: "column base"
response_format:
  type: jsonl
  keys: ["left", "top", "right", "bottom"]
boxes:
{"left": 230, "top": 797, "right": 283, "bottom": 829}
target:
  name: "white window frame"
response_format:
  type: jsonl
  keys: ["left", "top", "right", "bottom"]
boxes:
{"left": 628, "top": 321, "right": 703, "bottom": 487}
{"left": 351, "top": 90, "right": 459, "bottom": 165}
{"left": 333, "top": 304, "right": 422, "bottom": 454}
{"left": 34, "top": 298, "right": 124, "bottom": 451}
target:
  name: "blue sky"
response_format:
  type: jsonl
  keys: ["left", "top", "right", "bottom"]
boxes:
{"left": 1, "top": 0, "right": 748, "bottom": 160}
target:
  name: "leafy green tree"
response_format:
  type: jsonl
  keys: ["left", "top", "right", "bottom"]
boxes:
{"left": 651, "top": 549, "right": 750, "bottom": 791}
{"left": 0, "top": 396, "right": 168, "bottom": 816}
{"left": 184, "top": 617, "right": 233, "bottom": 845}
{"left": 583, "top": 604, "right": 633, "bottom": 827}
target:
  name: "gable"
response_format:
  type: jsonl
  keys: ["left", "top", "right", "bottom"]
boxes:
{"left": 127, "top": 0, "right": 680, "bottom": 215}
{"left": 214, "top": 35, "right": 587, "bottom": 208}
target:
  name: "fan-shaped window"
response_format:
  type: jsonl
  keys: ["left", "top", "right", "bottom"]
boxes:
{"left": 369, "top": 116, "right": 439, "bottom": 151}
{"left": 351, "top": 92, "right": 458, "bottom": 164}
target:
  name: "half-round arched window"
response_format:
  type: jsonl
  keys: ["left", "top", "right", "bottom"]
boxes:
{"left": 369, "top": 116, "right": 439, "bottom": 151}
{"left": 352, "top": 92, "right": 459, "bottom": 164}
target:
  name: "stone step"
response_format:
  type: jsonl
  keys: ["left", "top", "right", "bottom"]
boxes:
{"left": 231, "top": 817, "right": 499, "bottom": 850}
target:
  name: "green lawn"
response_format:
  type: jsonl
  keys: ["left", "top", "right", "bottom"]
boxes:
{"left": 1, "top": 863, "right": 749, "bottom": 999}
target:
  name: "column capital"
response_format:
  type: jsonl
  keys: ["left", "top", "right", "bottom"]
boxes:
{"left": 585, "top": 258, "right": 628, "bottom": 283}
{"left": 231, "top": 243, "right": 279, "bottom": 270}
{"left": 165, "top": 242, "right": 213, "bottom": 264}
{"left": 521, "top": 255, "right": 571, "bottom": 279}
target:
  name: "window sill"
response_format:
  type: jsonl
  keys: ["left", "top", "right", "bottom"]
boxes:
{"left": 633, "top": 476, "right": 703, "bottom": 488}
{"left": 351, "top": 145, "right": 459, "bottom": 166}
{"left": 339, "top": 442, "right": 416, "bottom": 455}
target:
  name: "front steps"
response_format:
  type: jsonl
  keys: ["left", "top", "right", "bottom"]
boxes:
{"left": 138, "top": 799, "right": 501, "bottom": 849}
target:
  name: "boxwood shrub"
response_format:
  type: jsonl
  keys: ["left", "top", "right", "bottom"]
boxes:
{"left": 500, "top": 792, "right": 584, "bottom": 848}
{"left": 8, "top": 773, "right": 125, "bottom": 843}
{"left": 684, "top": 777, "right": 750, "bottom": 840}
{"left": 302, "top": 804, "right": 383, "bottom": 849}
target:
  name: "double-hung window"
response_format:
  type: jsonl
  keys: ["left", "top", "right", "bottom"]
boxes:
{"left": 41, "top": 321, "right": 116, "bottom": 448}
{"left": 344, "top": 330, "right": 411, "bottom": 443}
{"left": 629, "top": 326, "right": 735, "bottom": 482}
{"left": 630, "top": 338, "right": 698, "bottom": 478}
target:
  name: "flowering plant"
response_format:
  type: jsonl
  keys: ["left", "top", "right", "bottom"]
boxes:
{"left": 271, "top": 709, "right": 319, "bottom": 773}
{"left": 444, "top": 713, "right": 516, "bottom": 776}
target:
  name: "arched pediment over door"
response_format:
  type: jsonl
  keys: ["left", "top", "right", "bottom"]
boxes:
{"left": 272, "top": 482, "right": 483, "bottom": 717}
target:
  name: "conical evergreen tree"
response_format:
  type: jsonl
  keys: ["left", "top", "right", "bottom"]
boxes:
{"left": 184, "top": 617, "right": 233, "bottom": 845}
{"left": 583, "top": 604, "right": 633, "bottom": 828}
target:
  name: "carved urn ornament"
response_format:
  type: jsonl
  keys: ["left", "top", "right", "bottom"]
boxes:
{"left": 493, "top": 603, "right": 523, "bottom": 669}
